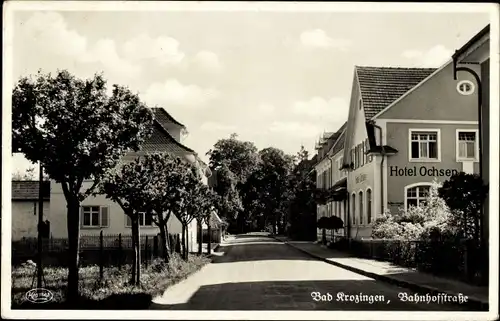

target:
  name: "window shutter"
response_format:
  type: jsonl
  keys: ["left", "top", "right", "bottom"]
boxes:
{"left": 80, "top": 206, "right": 84, "bottom": 228}
{"left": 100, "top": 206, "right": 109, "bottom": 227}
{"left": 126, "top": 215, "right": 132, "bottom": 227}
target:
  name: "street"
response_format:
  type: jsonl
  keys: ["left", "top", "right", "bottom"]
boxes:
{"left": 150, "top": 234, "right": 466, "bottom": 310}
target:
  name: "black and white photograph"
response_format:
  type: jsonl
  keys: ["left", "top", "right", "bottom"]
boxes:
{"left": 2, "top": 1, "right": 499, "bottom": 320}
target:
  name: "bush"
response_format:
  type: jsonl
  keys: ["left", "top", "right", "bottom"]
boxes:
{"left": 11, "top": 253, "right": 210, "bottom": 309}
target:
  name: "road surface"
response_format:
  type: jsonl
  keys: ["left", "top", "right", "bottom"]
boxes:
{"left": 150, "top": 233, "right": 467, "bottom": 310}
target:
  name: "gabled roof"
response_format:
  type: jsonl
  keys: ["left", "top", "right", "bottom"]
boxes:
{"left": 12, "top": 181, "right": 50, "bottom": 201}
{"left": 356, "top": 66, "right": 437, "bottom": 119}
{"left": 151, "top": 107, "right": 186, "bottom": 129}
{"left": 329, "top": 126, "right": 346, "bottom": 157}
{"left": 452, "top": 24, "right": 490, "bottom": 62}
{"left": 141, "top": 120, "right": 195, "bottom": 154}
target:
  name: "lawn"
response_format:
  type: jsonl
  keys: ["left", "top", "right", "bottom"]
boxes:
{"left": 11, "top": 253, "right": 211, "bottom": 309}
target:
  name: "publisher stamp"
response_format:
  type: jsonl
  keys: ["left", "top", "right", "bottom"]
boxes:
{"left": 25, "top": 288, "right": 54, "bottom": 304}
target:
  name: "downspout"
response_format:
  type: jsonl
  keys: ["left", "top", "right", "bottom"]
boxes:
{"left": 452, "top": 56, "right": 485, "bottom": 254}
{"left": 371, "top": 122, "right": 385, "bottom": 214}
{"left": 328, "top": 156, "right": 335, "bottom": 241}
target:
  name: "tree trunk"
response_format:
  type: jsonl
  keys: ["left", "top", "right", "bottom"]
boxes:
{"left": 207, "top": 221, "right": 212, "bottom": 254}
{"left": 197, "top": 219, "right": 202, "bottom": 255}
{"left": 66, "top": 199, "right": 81, "bottom": 304}
{"left": 181, "top": 225, "right": 186, "bottom": 260}
{"left": 157, "top": 215, "right": 170, "bottom": 262}
{"left": 136, "top": 219, "right": 141, "bottom": 285}
{"left": 185, "top": 224, "right": 190, "bottom": 260}
{"left": 130, "top": 217, "right": 137, "bottom": 285}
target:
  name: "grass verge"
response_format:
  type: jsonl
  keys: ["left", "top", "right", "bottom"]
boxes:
{"left": 12, "top": 253, "right": 211, "bottom": 310}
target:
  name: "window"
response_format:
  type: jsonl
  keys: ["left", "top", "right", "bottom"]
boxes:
{"left": 351, "top": 194, "right": 356, "bottom": 225}
{"left": 351, "top": 149, "right": 355, "bottom": 169}
{"left": 456, "top": 80, "right": 475, "bottom": 96}
{"left": 410, "top": 130, "right": 439, "bottom": 160}
{"left": 126, "top": 212, "right": 154, "bottom": 227}
{"left": 457, "top": 130, "right": 478, "bottom": 160}
{"left": 359, "top": 191, "right": 364, "bottom": 225}
{"left": 366, "top": 189, "right": 372, "bottom": 224}
{"left": 405, "top": 184, "right": 431, "bottom": 210}
{"left": 359, "top": 98, "right": 363, "bottom": 110}
{"left": 81, "top": 206, "right": 109, "bottom": 228}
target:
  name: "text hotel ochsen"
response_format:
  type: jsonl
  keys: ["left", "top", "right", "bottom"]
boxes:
{"left": 389, "top": 166, "right": 459, "bottom": 177}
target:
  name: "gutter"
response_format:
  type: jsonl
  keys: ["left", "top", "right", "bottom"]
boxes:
{"left": 370, "top": 121, "right": 385, "bottom": 214}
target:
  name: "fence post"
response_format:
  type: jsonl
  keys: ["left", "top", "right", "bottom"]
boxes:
{"left": 145, "top": 235, "right": 149, "bottom": 268}
{"left": 153, "top": 235, "right": 158, "bottom": 258}
{"left": 99, "top": 231, "right": 104, "bottom": 281}
{"left": 118, "top": 233, "right": 122, "bottom": 268}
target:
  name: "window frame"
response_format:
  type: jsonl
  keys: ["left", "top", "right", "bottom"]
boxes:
{"left": 358, "top": 190, "right": 364, "bottom": 225}
{"left": 408, "top": 128, "right": 441, "bottom": 162}
{"left": 126, "top": 211, "right": 155, "bottom": 228}
{"left": 456, "top": 80, "right": 475, "bottom": 96}
{"left": 404, "top": 183, "right": 432, "bottom": 211}
{"left": 456, "top": 129, "right": 479, "bottom": 162}
{"left": 81, "top": 205, "right": 109, "bottom": 229}
{"left": 351, "top": 193, "right": 356, "bottom": 226}
{"left": 366, "top": 188, "right": 372, "bottom": 225}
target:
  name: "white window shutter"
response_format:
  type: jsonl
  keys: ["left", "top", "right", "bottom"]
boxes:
{"left": 126, "top": 215, "right": 132, "bottom": 227}
{"left": 80, "top": 206, "right": 84, "bottom": 228}
{"left": 100, "top": 206, "right": 109, "bottom": 227}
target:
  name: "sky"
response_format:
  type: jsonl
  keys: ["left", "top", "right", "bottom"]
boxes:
{"left": 9, "top": 6, "right": 490, "bottom": 176}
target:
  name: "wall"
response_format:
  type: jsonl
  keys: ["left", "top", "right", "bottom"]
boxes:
{"left": 345, "top": 82, "right": 376, "bottom": 239}
{"left": 481, "top": 58, "right": 490, "bottom": 243}
{"left": 12, "top": 201, "right": 50, "bottom": 240}
{"left": 376, "top": 63, "right": 480, "bottom": 121}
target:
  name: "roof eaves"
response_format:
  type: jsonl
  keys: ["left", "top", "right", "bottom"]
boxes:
{"left": 152, "top": 107, "right": 186, "bottom": 129}
{"left": 152, "top": 119, "right": 196, "bottom": 154}
{"left": 452, "top": 24, "right": 490, "bottom": 62}
{"left": 370, "top": 61, "right": 451, "bottom": 120}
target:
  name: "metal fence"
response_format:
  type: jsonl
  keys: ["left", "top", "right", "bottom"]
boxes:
{"left": 12, "top": 232, "right": 183, "bottom": 268}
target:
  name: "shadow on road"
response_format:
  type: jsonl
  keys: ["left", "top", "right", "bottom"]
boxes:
{"left": 149, "top": 279, "right": 473, "bottom": 311}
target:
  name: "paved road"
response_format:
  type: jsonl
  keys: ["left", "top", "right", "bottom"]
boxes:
{"left": 150, "top": 234, "right": 466, "bottom": 310}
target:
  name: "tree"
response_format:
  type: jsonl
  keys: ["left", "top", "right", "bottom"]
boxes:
{"left": 206, "top": 134, "right": 259, "bottom": 232}
{"left": 317, "top": 216, "right": 344, "bottom": 244}
{"left": 143, "top": 153, "right": 196, "bottom": 263}
{"left": 438, "top": 173, "right": 487, "bottom": 242}
{"left": 12, "top": 70, "right": 153, "bottom": 301}
{"left": 286, "top": 146, "right": 318, "bottom": 240}
{"left": 246, "top": 147, "right": 295, "bottom": 235}
{"left": 174, "top": 161, "right": 205, "bottom": 260}
{"left": 99, "top": 155, "right": 163, "bottom": 285}
{"left": 193, "top": 185, "right": 217, "bottom": 255}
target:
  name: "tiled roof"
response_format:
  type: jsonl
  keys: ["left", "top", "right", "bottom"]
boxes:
{"left": 151, "top": 107, "right": 185, "bottom": 129}
{"left": 140, "top": 121, "right": 195, "bottom": 154}
{"left": 330, "top": 128, "right": 346, "bottom": 157}
{"left": 12, "top": 181, "right": 50, "bottom": 200}
{"left": 356, "top": 66, "right": 437, "bottom": 119}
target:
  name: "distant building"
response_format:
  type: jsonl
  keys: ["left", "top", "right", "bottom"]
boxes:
{"left": 11, "top": 180, "right": 50, "bottom": 240}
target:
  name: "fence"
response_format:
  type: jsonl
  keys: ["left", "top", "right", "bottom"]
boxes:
{"left": 330, "top": 237, "right": 481, "bottom": 283}
{"left": 12, "top": 232, "right": 184, "bottom": 268}
{"left": 198, "top": 229, "right": 221, "bottom": 244}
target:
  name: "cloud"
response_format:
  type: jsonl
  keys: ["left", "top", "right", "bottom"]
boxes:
{"left": 269, "top": 121, "right": 321, "bottom": 138}
{"left": 200, "top": 122, "right": 237, "bottom": 132}
{"left": 402, "top": 45, "right": 452, "bottom": 67}
{"left": 81, "top": 39, "right": 142, "bottom": 78}
{"left": 292, "top": 97, "right": 348, "bottom": 119}
{"left": 299, "top": 29, "right": 351, "bottom": 50}
{"left": 193, "top": 50, "right": 223, "bottom": 73}
{"left": 122, "top": 34, "right": 185, "bottom": 65}
{"left": 142, "top": 79, "right": 219, "bottom": 108}
{"left": 257, "top": 103, "right": 275, "bottom": 114}
{"left": 22, "top": 12, "right": 88, "bottom": 57}
{"left": 21, "top": 12, "right": 141, "bottom": 79}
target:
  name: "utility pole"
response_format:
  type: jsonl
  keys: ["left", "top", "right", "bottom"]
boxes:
{"left": 36, "top": 162, "right": 44, "bottom": 288}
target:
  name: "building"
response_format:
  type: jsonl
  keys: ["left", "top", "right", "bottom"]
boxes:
{"left": 314, "top": 123, "right": 348, "bottom": 241}
{"left": 339, "top": 62, "right": 480, "bottom": 239}
{"left": 48, "top": 107, "right": 211, "bottom": 252}
{"left": 450, "top": 24, "right": 490, "bottom": 274}
{"left": 11, "top": 180, "right": 50, "bottom": 240}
